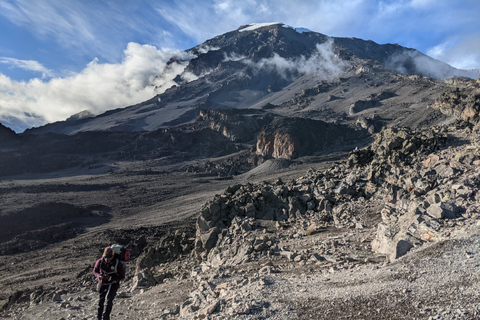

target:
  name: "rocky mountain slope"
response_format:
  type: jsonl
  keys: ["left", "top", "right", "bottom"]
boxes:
{"left": 3, "top": 84, "right": 480, "bottom": 319}
{"left": 2, "top": 23, "right": 480, "bottom": 319}
{"left": 3, "top": 24, "right": 476, "bottom": 178}
{"left": 23, "top": 23, "right": 474, "bottom": 136}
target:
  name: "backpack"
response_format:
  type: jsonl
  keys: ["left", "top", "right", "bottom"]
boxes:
{"left": 110, "top": 244, "right": 131, "bottom": 261}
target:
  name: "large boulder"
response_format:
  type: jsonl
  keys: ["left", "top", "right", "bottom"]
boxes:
{"left": 371, "top": 208, "right": 420, "bottom": 262}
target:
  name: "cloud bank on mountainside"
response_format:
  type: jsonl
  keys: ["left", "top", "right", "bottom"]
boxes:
{"left": 0, "top": 34, "right": 353, "bottom": 133}
{"left": 0, "top": 43, "right": 195, "bottom": 133}
{"left": 1, "top": 20, "right": 479, "bottom": 134}
{"left": 387, "top": 49, "right": 480, "bottom": 80}
{"left": 245, "top": 39, "right": 349, "bottom": 80}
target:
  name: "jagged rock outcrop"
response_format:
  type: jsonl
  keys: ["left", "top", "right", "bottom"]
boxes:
{"left": 355, "top": 115, "right": 383, "bottom": 134}
{"left": 348, "top": 90, "right": 396, "bottom": 115}
{"left": 198, "top": 109, "right": 273, "bottom": 142}
{"left": 194, "top": 121, "right": 480, "bottom": 267}
{"left": 429, "top": 76, "right": 480, "bottom": 122}
{"left": 347, "top": 126, "right": 447, "bottom": 181}
{"left": 256, "top": 117, "right": 364, "bottom": 159}
{"left": 130, "top": 231, "right": 195, "bottom": 291}
{"left": 136, "top": 231, "right": 194, "bottom": 271}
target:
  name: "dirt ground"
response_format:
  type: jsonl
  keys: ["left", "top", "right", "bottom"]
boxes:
{"left": 2, "top": 146, "right": 480, "bottom": 320}
{"left": 0, "top": 152, "right": 338, "bottom": 315}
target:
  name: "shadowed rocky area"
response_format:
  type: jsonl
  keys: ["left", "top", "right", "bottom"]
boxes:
{"left": 0, "top": 202, "right": 111, "bottom": 255}
{"left": 0, "top": 123, "right": 17, "bottom": 142}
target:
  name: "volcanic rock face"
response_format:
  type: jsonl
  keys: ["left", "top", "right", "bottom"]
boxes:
{"left": 197, "top": 109, "right": 272, "bottom": 142}
{"left": 0, "top": 111, "right": 365, "bottom": 176}
{"left": 256, "top": 117, "right": 364, "bottom": 159}
{"left": 429, "top": 76, "right": 480, "bottom": 122}
{"left": 256, "top": 130, "right": 298, "bottom": 159}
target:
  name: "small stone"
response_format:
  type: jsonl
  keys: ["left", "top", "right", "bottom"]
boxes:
{"left": 52, "top": 293, "right": 62, "bottom": 302}
{"left": 328, "top": 267, "right": 338, "bottom": 273}
{"left": 294, "top": 255, "right": 304, "bottom": 262}
{"left": 198, "top": 299, "right": 220, "bottom": 317}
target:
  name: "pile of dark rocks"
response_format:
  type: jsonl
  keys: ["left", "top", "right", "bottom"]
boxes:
{"left": 123, "top": 114, "right": 480, "bottom": 318}
{"left": 167, "top": 121, "right": 480, "bottom": 318}
{"left": 193, "top": 122, "right": 480, "bottom": 267}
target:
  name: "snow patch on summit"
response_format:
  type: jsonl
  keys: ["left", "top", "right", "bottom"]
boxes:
{"left": 239, "top": 23, "right": 311, "bottom": 34}
{"left": 239, "top": 22, "right": 280, "bottom": 32}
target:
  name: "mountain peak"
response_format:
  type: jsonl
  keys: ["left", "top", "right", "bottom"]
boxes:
{"left": 24, "top": 24, "right": 480, "bottom": 135}
{"left": 237, "top": 22, "right": 312, "bottom": 34}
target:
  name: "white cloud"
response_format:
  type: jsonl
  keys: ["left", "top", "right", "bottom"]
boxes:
{"left": 196, "top": 45, "right": 220, "bottom": 54}
{"left": 0, "top": 43, "right": 195, "bottom": 132}
{"left": 223, "top": 52, "right": 247, "bottom": 62}
{"left": 151, "top": 55, "right": 196, "bottom": 93}
{"left": 387, "top": 48, "right": 480, "bottom": 79}
{"left": 0, "top": 57, "right": 54, "bottom": 78}
{"left": 427, "top": 33, "right": 480, "bottom": 71}
{"left": 244, "top": 39, "right": 349, "bottom": 80}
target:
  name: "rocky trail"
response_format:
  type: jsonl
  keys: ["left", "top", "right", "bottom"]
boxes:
{"left": 10, "top": 223, "right": 480, "bottom": 320}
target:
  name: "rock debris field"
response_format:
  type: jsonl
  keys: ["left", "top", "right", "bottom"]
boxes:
{"left": 10, "top": 226, "right": 480, "bottom": 320}
{"left": 2, "top": 119, "right": 480, "bottom": 319}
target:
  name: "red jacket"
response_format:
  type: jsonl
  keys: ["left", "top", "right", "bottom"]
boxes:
{"left": 93, "top": 257, "right": 125, "bottom": 285}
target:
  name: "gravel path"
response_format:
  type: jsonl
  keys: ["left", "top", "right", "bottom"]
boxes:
{"left": 9, "top": 222, "right": 480, "bottom": 320}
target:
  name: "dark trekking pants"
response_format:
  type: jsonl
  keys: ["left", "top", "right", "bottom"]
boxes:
{"left": 97, "top": 283, "right": 119, "bottom": 320}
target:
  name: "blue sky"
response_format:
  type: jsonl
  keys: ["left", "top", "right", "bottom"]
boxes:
{"left": 1, "top": 0, "right": 480, "bottom": 133}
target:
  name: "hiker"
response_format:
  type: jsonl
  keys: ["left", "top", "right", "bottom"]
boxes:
{"left": 93, "top": 246, "right": 126, "bottom": 320}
